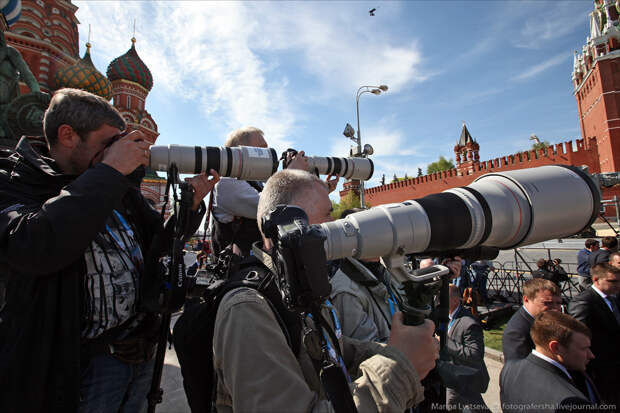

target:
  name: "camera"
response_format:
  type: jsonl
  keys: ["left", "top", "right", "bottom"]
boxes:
{"left": 261, "top": 205, "right": 332, "bottom": 312}
{"left": 149, "top": 144, "right": 374, "bottom": 181}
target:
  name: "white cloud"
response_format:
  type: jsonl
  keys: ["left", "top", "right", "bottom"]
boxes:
{"left": 512, "top": 52, "right": 570, "bottom": 81}
{"left": 75, "top": 1, "right": 426, "bottom": 152}
{"left": 514, "top": 2, "right": 590, "bottom": 50}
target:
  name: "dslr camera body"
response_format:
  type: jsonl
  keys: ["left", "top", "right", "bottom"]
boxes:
{"left": 261, "top": 205, "right": 332, "bottom": 313}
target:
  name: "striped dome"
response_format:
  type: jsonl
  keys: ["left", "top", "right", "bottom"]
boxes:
{"left": 106, "top": 38, "right": 153, "bottom": 91}
{"left": 0, "top": 0, "right": 21, "bottom": 26}
{"left": 54, "top": 44, "right": 112, "bottom": 100}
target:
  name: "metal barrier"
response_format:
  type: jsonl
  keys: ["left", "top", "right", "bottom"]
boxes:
{"left": 485, "top": 265, "right": 581, "bottom": 304}
{"left": 478, "top": 246, "right": 585, "bottom": 304}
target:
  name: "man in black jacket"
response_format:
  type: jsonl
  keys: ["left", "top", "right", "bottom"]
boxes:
{"left": 0, "top": 89, "right": 218, "bottom": 413}
{"left": 500, "top": 311, "right": 596, "bottom": 413}
{"left": 569, "top": 263, "right": 620, "bottom": 407}
{"left": 502, "top": 278, "right": 561, "bottom": 361}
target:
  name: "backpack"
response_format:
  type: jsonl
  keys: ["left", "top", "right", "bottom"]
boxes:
{"left": 172, "top": 256, "right": 301, "bottom": 412}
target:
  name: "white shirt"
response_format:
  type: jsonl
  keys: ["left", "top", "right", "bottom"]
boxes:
{"left": 212, "top": 178, "right": 261, "bottom": 223}
{"left": 522, "top": 305, "right": 533, "bottom": 318}
{"left": 531, "top": 350, "right": 572, "bottom": 380}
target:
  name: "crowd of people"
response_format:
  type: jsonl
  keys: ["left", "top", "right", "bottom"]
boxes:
{"left": 0, "top": 88, "right": 618, "bottom": 413}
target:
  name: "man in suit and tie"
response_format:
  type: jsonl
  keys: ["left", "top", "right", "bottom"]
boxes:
{"left": 502, "top": 279, "right": 561, "bottom": 361}
{"left": 569, "top": 263, "right": 620, "bottom": 407}
{"left": 442, "top": 284, "right": 490, "bottom": 412}
{"left": 500, "top": 311, "right": 596, "bottom": 413}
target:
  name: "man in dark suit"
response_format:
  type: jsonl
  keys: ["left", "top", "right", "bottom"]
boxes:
{"left": 569, "top": 263, "right": 620, "bottom": 407}
{"left": 500, "top": 311, "right": 596, "bottom": 413}
{"left": 588, "top": 236, "right": 618, "bottom": 267}
{"left": 442, "top": 284, "right": 490, "bottom": 412}
{"left": 502, "top": 279, "right": 561, "bottom": 361}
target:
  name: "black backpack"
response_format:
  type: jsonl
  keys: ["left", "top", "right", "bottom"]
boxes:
{"left": 172, "top": 257, "right": 301, "bottom": 412}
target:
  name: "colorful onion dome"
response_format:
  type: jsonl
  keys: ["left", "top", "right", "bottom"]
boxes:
{"left": 0, "top": 0, "right": 21, "bottom": 26}
{"left": 54, "top": 43, "right": 113, "bottom": 100}
{"left": 106, "top": 38, "right": 153, "bottom": 91}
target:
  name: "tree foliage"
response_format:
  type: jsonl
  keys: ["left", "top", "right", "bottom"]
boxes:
{"left": 331, "top": 191, "right": 363, "bottom": 219}
{"left": 531, "top": 141, "right": 550, "bottom": 151}
{"left": 426, "top": 156, "right": 455, "bottom": 174}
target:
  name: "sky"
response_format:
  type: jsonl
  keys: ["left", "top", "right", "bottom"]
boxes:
{"left": 74, "top": 0, "right": 594, "bottom": 198}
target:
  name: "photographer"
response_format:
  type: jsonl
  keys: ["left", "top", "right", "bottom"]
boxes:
{"left": 211, "top": 127, "right": 338, "bottom": 257}
{"left": 213, "top": 169, "right": 439, "bottom": 412}
{"left": 531, "top": 258, "right": 568, "bottom": 288}
{"left": 0, "top": 89, "right": 218, "bottom": 412}
{"left": 330, "top": 209, "right": 462, "bottom": 344}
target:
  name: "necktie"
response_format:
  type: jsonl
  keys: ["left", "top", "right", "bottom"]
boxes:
{"left": 608, "top": 296, "right": 620, "bottom": 325}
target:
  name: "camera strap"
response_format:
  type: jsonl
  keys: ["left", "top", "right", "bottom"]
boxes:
{"left": 252, "top": 243, "right": 357, "bottom": 413}
{"left": 309, "top": 307, "right": 358, "bottom": 413}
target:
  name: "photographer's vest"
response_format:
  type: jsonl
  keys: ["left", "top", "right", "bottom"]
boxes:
{"left": 212, "top": 181, "right": 263, "bottom": 257}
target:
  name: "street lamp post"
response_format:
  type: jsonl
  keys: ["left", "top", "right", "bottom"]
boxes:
{"left": 355, "top": 84, "right": 388, "bottom": 208}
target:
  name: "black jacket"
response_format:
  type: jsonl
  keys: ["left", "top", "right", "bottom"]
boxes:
{"left": 502, "top": 306, "right": 534, "bottom": 361}
{"left": 0, "top": 138, "right": 203, "bottom": 412}
{"left": 568, "top": 286, "right": 620, "bottom": 405}
{"left": 500, "top": 354, "right": 593, "bottom": 413}
{"left": 588, "top": 248, "right": 611, "bottom": 267}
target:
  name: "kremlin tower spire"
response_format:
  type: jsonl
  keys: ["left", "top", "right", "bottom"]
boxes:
{"left": 454, "top": 122, "right": 480, "bottom": 175}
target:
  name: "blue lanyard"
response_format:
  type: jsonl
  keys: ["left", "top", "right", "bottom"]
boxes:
{"left": 387, "top": 291, "right": 398, "bottom": 317}
{"left": 105, "top": 210, "right": 143, "bottom": 268}
{"left": 448, "top": 306, "right": 461, "bottom": 332}
{"left": 311, "top": 300, "right": 351, "bottom": 383}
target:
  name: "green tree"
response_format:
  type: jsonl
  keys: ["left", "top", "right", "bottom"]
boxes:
{"left": 531, "top": 141, "right": 550, "bottom": 151}
{"left": 331, "top": 191, "right": 361, "bottom": 219}
{"left": 426, "top": 156, "right": 455, "bottom": 174}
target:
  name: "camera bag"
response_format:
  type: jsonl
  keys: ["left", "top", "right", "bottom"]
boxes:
{"left": 172, "top": 256, "right": 301, "bottom": 412}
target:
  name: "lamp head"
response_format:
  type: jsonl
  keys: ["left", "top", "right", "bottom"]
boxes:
{"left": 371, "top": 89, "right": 381, "bottom": 95}
{"left": 379, "top": 85, "right": 388, "bottom": 92}
{"left": 343, "top": 123, "right": 356, "bottom": 139}
{"left": 363, "top": 144, "right": 374, "bottom": 156}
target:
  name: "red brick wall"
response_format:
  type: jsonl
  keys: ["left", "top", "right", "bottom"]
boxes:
{"left": 365, "top": 138, "right": 600, "bottom": 205}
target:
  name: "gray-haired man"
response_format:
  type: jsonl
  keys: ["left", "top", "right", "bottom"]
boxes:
{"left": 213, "top": 169, "right": 439, "bottom": 412}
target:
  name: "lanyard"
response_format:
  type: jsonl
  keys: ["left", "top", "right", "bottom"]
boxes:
{"left": 105, "top": 210, "right": 143, "bottom": 269}
{"left": 310, "top": 301, "right": 351, "bottom": 383}
{"left": 386, "top": 288, "right": 398, "bottom": 317}
{"left": 448, "top": 306, "right": 461, "bottom": 332}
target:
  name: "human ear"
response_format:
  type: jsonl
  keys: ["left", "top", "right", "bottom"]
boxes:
{"left": 56, "top": 124, "right": 79, "bottom": 149}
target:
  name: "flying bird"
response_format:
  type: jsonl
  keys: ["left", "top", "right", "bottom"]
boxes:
{"left": 369, "top": 8, "right": 376, "bottom": 16}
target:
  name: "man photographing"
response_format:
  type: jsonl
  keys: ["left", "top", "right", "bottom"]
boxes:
{"left": 212, "top": 169, "right": 439, "bottom": 412}
{"left": 211, "top": 126, "right": 338, "bottom": 257}
{"left": 0, "top": 88, "right": 219, "bottom": 412}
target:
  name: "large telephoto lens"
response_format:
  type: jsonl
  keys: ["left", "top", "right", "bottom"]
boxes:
{"left": 320, "top": 165, "right": 600, "bottom": 260}
{"left": 150, "top": 145, "right": 375, "bottom": 181}
{"left": 149, "top": 145, "right": 279, "bottom": 181}
{"left": 307, "top": 156, "right": 374, "bottom": 181}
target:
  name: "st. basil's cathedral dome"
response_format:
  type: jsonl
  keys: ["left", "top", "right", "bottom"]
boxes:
{"left": 53, "top": 43, "right": 112, "bottom": 100}
{"left": 107, "top": 37, "right": 153, "bottom": 91}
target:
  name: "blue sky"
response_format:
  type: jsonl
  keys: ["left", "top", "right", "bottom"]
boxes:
{"left": 74, "top": 1, "right": 593, "bottom": 196}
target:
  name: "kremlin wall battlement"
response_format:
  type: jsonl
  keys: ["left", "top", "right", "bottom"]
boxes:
{"left": 359, "top": 137, "right": 603, "bottom": 206}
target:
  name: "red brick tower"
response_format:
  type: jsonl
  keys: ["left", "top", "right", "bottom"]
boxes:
{"left": 573, "top": 0, "right": 620, "bottom": 172}
{"left": 454, "top": 122, "right": 480, "bottom": 175}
